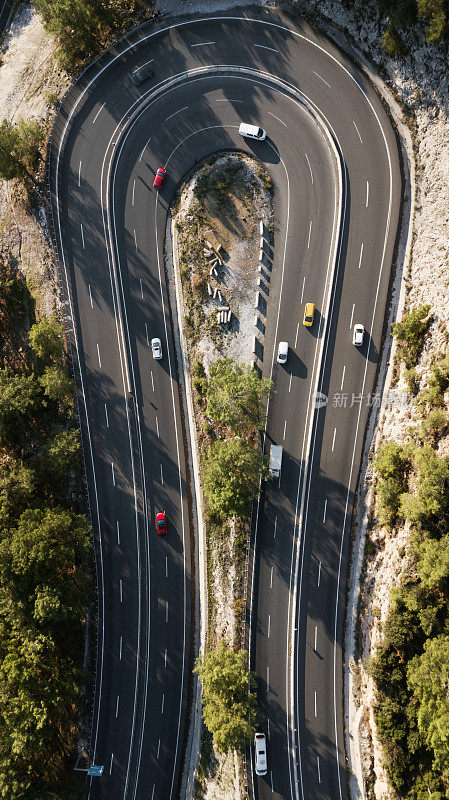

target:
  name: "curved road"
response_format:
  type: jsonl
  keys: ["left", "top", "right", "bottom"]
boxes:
{"left": 48, "top": 10, "right": 402, "bottom": 800}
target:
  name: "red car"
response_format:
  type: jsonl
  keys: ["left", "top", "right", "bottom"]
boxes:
{"left": 153, "top": 168, "right": 166, "bottom": 189}
{"left": 156, "top": 511, "right": 167, "bottom": 535}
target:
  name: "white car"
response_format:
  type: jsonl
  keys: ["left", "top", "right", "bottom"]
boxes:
{"left": 277, "top": 341, "right": 288, "bottom": 364}
{"left": 254, "top": 732, "right": 267, "bottom": 776}
{"left": 353, "top": 324, "right": 364, "bottom": 346}
{"left": 151, "top": 337, "right": 162, "bottom": 359}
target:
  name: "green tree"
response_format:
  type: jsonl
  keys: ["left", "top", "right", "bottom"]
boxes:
{"left": 408, "top": 635, "right": 449, "bottom": 774}
{"left": 203, "top": 438, "right": 266, "bottom": 517}
{"left": 417, "top": 0, "right": 449, "bottom": 41}
{"left": 0, "top": 457, "right": 35, "bottom": 527}
{"left": 206, "top": 357, "right": 272, "bottom": 434}
{"left": 46, "top": 427, "right": 80, "bottom": 478}
{"left": 0, "top": 369, "right": 39, "bottom": 439}
{"left": 39, "top": 365, "right": 74, "bottom": 408}
{"left": 399, "top": 447, "right": 449, "bottom": 531}
{"left": 392, "top": 305, "right": 432, "bottom": 370}
{"left": 195, "top": 641, "right": 258, "bottom": 752}
{"left": 375, "top": 441, "right": 408, "bottom": 528}
{"left": 417, "top": 535, "right": 449, "bottom": 591}
{"left": 29, "top": 316, "right": 64, "bottom": 363}
{"left": 0, "top": 119, "right": 44, "bottom": 184}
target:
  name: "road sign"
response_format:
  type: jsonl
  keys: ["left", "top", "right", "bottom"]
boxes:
{"left": 88, "top": 765, "right": 104, "bottom": 777}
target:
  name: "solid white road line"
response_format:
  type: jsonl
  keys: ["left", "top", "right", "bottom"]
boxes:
{"left": 92, "top": 102, "right": 105, "bottom": 124}
{"left": 119, "top": 635, "right": 122, "bottom": 660}
{"left": 283, "top": 419, "right": 287, "bottom": 440}
{"left": 115, "top": 695, "right": 119, "bottom": 718}
{"left": 304, "top": 152, "right": 313, "bottom": 184}
{"left": 255, "top": 42, "right": 278, "bottom": 52}
{"left": 323, "top": 498, "right": 327, "bottom": 524}
{"left": 165, "top": 105, "right": 188, "bottom": 122}
{"left": 307, "top": 219, "right": 312, "bottom": 249}
{"left": 80, "top": 223, "right": 85, "bottom": 249}
{"left": 78, "top": 161, "right": 82, "bottom": 186}
{"left": 350, "top": 303, "right": 355, "bottom": 329}
{"left": 314, "top": 625, "right": 317, "bottom": 651}
{"left": 156, "top": 416, "right": 159, "bottom": 438}
{"left": 358, "top": 241, "right": 364, "bottom": 269}
{"left": 340, "top": 365, "right": 346, "bottom": 390}
{"left": 132, "top": 179, "right": 136, "bottom": 206}
{"left": 111, "top": 462, "right": 115, "bottom": 486}
{"left": 318, "top": 561, "right": 322, "bottom": 587}
{"left": 270, "top": 566, "right": 273, "bottom": 589}
{"left": 104, "top": 403, "right": 109, "bottom": 428}
{"left": 145, "top": 323, "right": 149, "bottom": 347}
{"left": 317, "top": 756, "right": 321, "bottom": 784}
{"left": 365, "top": 180, "right": 370, "bottom": 207}
{"left": 268, "top": 614, "right": 271, "bottom": 639}
{"left": 289, "top": 372, "right": 293, "bottom": 392}
{"left": 109, "top": 753, "right": 114, "bottom": 775}
{"left": 314, "top": 691, "right": 317, "bottom": 717}
{"left": 96, "top": 343, "right": 102, "bottom": 368}
{"left": 150, "top": 370, "right": 154, "bottom": 391}
{"left": 268, "top": 109, "right": 287, "bottom": 126}
{"left": 300, "top": 275, "right": 306, "bottom": 303}
{"left": 274, "top": 517, "right": 277, "bottom": 539}
{"left": 119, "top": 579, "right": 123, "bottom": 603}
{"left": 332, "top": 427, "right": 337, "bottom": 452}
{"left": 190, "top": 40, "right": 215, "bottom": 46}
{"left": 88, "top": 284, "right": 93, "bottom": 308}
{"left": 313, "top": 70, "right": 331, "bottom": 88}
{"left": 353, "top": 120, "right": 363, "bottom": 143}
{"left": 160, "top": 464, "right": 164, "bottom": 485}
{"left": 161, "top": 693, "right": 165, "bottom": 714}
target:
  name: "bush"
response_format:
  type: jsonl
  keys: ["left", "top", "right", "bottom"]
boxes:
{"left": 392, "top": 305, "right": 432, "bottom": 370}
{"left": 29, "top": 316, "right": 64, "bottom": 364}
{"left": 375, "top": 441, "right": 408, "bottom": 528}
{"left": 203, "top": 438, "right": 266, "bottom": 518}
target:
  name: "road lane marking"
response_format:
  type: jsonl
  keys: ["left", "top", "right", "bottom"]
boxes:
{"left": 165, "top": 601, "right": 168, "bottom": 623}
{"left": 160, "top": 464, "right": 164, "bottom": 485}
{"left": 165, "top": 105, "right": 188, "bottom": 122}
{"left": 273, "top": 517, "right": 277, "bottom": 539}
{"left": 314, "top": 691, "right": 317, "bottom": 717}
{"left": 156, "top": 416, "right": 160, "bottom": 438}
{"left": 157, "top": 739, "right": 160, "bottom": 758}
{"left": 92, "top": 102, "right": 105, "bottom": 124}
{"left": 116, "top": 520, "right": 120, "bottom": 546}
{"left": 190, "top": 40, "right": 215, "bottom": 47}
{"left": 365, "top": 180, "right": 370, "bottom": 207}
{"left": 358, "top": 241, "right": 364, "bottom": 269}
{"left": 115, "top": 695, "right": 119, "bottom": 718}
{"left": 164, "top": 648, "right": 167, "bottom": 668}
{"left": 271, "top": 770, "right": 274, "bottom": 792}
{"left": 88, "top": 284, "right": 93, "bottom": 308}
{"left": 151, "top": 786, "right": 155, "bottom": 800}
{"left": 350, "top": 303, "right": 355, "bottom": 329}
{"left": 268, "top": 614, "right": 271, "bottom": 639}
{"left": 78, "top": 161, "right": 82, "bottom": 186}
{"left": 109, "top": 753, "right": 114, "bottom": 774}
{"left": 270, "top": 566, "right": 273, "bottom": 589}
{"left": 268, "top": 109, "right": 287, "bottom": 126}
{"left": 104, "top": 403, "right": 109, "bottom": 428}
{"left": 96, "top": 343, "right": 102, "bottom": 368}
{"left": 111, "top": 462, "right": 115, "bottom": 486}
{"left": 133, "top": 228, "right": 137, "bottom": 251}
{"left": 341, "top": 365, "right": 346, "bottom": 390}
{"left": 317, "top": 756, "right": 321, "bottom": 784}
{"left": 267, "top": 718, "right": 271, "bottom": 739}
{"left": 313, "top": 70, "right": 331, "bottom": 88}
{"left": 289, "top": 372, "right": 292, "bottom": 392}
{"left": 139, "top": 137, "right": 151, "bottom": 162}
{"left": 151, "top": 370, "right": 154, "bottom": 391}
{"left": 132, "top": 179, "right": 136, "bottom": 206}
{"left": 139, "top": 278, "right": 144, "bottom": 299}
{"left": 145, "top": 323, "right": 150, "bottom": 347}
{"left": 215, "top": 98, "right": 243, "bottom": 103}
{"left": 161, "top": 693, "right": 165, "bottom": 714}
{"left": 332, "top": 427, "right": 337, "bottom": 452}
{"left": 119, "top": 635, "right": 122, "bottom": 660}
{"left": 300, "top": 275, "right": 306, "bottom": 304}
{"left": 318, "top": 561, "right": 322, "bottom": 587}
{"left": 119, "top": 579, "right": 123, "bottom": 602}
{"left": 80, "top": 223, "right": 85, "bottom": 249}
{"left": 165, "top": 556, "right": 168, "bottom": 578}
{"left": 255, "top": 42, "right": 279, "bottom": 52}
{"left": 314, "top": 625, "right": 317, "bottom": 651}
{"left": 305, "top": 152, "right": 313, "bottom": 184}
{"left": 267, "top": 666, "right": 270, "bottom": 693}
{"left": 323, "top": 498, "right": 327, "bottom": 523}
{"left": 353, "top": 120, "right": 363, "bottom": 143}
{"left": 307, "top": 219, "right": 312, "bottom": 249}
{"left": 283, "top": 419, "right": 287, "bottom": 440}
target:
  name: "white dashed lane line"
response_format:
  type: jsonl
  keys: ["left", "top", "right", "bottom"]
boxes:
{"left": 305, "top": 152, "right": 313, "bottom": 184}
{"left": 254, "top": 42, "right": 278, "bottom": 53}
{"left": 273, "top": 517, "right": 277, "bottom": 539}
{"left": 353, "top": 120, "right": 363, "bottom": 143}
{"left": 270, "top": 566, "right": 273, "bottom": 589}
{"left": 314, "top": 691, "right": 317, "bottom": 717}
{"left": 358, "top": 241, "right": 364, "bottom": 269}
{"left": 116, "top": 520, "right": 120, "bottom": 546}
{"left": 119, "top": 579, "right": 123, "bottom": 603}
{"left": 323, "top": 498, "right": 327, "bottom": 524}
{"left": 155, "top": 416, "right": 160, "bottom": 438}
{"left": 109, "top": 753, "right": 114, "bottom": 775}
{"left": 132, "top": 179, "right": 136, "bottom": 206}
{"left": 139, "top": 137, "right": 151, "bottom": 162}
{"left": 267, "top": 614, "right": 271, "bottom": 639}
{"left": 267, "top": 109, "right": 287, "bottom": 126}
{"left": 88, "top": 284, "right": 93, "bottom": 308}
{"left": 160, "top": 464, "right": 164, "bottom": 485}
{"left": 314, "top": 625, "right": 317, "bottom": 651}
{"left": 307, "top": 219, "right": 312, "bottom": 249}
{"left": 133, "top": 228, "right": 138, "bottom": 251}
{"left": 267, "top": 666, "right": 270, "bottom": 693}
{"left": 96, "top": 343, "right": 102, "bottom": 368}
{"left": 366, "top": 180, "right": 370, "bottom": 207}
{"left": 111, "top": 462, "right": 116, "bottom": 486}
{"left": 165, "top": 105, "right": 188, "bottom": 122}
{"left": 161, "top": 693, "right": 165, "bottom": 714}
{"left": 317, "top": 561, "right": 322, "bottom": 587}
{"left": 164, "top": 648, "right": 167, "bottom": 668}
{"left": 288, "top": 372, "right": 292, "bottom": 392}
{"left": 115, "top": 695, "right": 119, "bottom": 718}
{"left": 80, "top": 223, "right": 85, "bottom": 250}
{"left": 139, "top": 278, "right": 143, "bottom": 299}
{"left": 165, "top": 601, "right": 168, "bottom": 623}
{"left": 331, "top": 427, "right": 337, "bottom": 452}
{"left": 317, "top": 756, "right": 321, "bottom": 784}
{"left": 92, "top": 102, "right": 105, "bottom": 124}
{"left": 300, "top": 275, "right": 306, "bottom": 303}
{"left": 119, "top": 635, "right": 122, "bottom": 660}
{"left": 145, "top": 323, "right": 149, "bottom": 347}
{"left": 283, "top": 419, "right": 287, "bottom": 440}
{"left": 165, "top": 556, "right": 168, "bottom": 578}
{"left": 350, "top": 303, "right": 355, "bottom": 330}
{"left": 341, "top": 365, "right": 346, "bottom": 390}
{"left": 104, "top": 402, "right": 109, "bottom": 428}
{"left": 150, "top": 370, "right": 154, "bottom": 392}
{"left": 313, "top": 70, "right": 331, "bottom": 88}
{"left": 78, "top": 161, "right": 82, "bottom": 186}
{"left": 157, "top": 739, "right": 160, "bottom": 758}
{"left": 190, "top": 40, "right": 215, "bottom": 47}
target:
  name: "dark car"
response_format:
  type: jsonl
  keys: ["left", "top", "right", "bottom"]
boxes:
{"left": 153, "top": 168, "right": 166, "bottom": 189}
{"left": 156, "top": 511, "right": 167, "bottom": 535}
{"left": 132, "top": 63, "right": 153, "bottom": 86}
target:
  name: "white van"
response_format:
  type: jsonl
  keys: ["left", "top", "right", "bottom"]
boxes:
{"left": 238, "top": 122, "right": 266, "bottom": 141}
{"left": 254, "top": 732, "right": 268, "bottom": 776}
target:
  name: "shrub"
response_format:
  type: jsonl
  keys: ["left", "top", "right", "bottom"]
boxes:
{"left": 375, "top": 441, "right": 408, "bottom": 528}
{"left": 392, "top": 305, "right": 432, "bottom": 370}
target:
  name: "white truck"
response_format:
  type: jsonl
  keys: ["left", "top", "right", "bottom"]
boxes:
{"left": 269, "top": 445, "right": 283, "bottom": 478}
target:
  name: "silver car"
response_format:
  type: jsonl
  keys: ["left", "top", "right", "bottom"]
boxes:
{"left": 151, "top": 337, "right": 162, "bottom": 360}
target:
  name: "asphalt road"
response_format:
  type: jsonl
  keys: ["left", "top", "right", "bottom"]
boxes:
{"left": 48, "top": 10, "right": 402, "bottom": 800}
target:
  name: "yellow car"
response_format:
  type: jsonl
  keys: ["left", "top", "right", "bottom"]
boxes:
{"left": 303, "top": 302, "right": 315, "bottom": 327}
